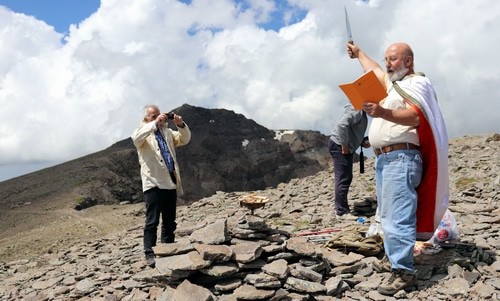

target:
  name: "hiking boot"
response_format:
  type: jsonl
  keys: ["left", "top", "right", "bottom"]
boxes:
{"left": 372, "top": 256, "right": 392, "bottom": 273}
{"left": 145, "top": 254, "right": 156, "bottom": 268}
{"left": 378, "top": 270, "right": 417, "bottom": 296}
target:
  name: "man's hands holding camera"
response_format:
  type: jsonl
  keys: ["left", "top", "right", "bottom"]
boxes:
{"left": 155, "top": 112, "right": 184, "bottom": 127}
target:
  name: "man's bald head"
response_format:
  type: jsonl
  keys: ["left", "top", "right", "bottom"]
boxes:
{"left": 385, "top": 42, "right": 414, "bottom": 82}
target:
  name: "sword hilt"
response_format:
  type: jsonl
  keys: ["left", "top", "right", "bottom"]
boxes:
{"left": 348, "top": 40, "right": 356, "bottom": 59}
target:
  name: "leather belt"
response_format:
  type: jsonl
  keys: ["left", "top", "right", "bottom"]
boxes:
{"left": 374, "top": 143, "right": 419, "bottom": 156}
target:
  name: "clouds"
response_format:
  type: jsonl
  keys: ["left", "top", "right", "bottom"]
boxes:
{"left": 0, "top": 0, "right": 499, "bottom": 167}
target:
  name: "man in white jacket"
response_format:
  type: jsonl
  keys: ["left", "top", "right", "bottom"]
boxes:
{"left": 131, "top": 104, "right": 191, "bottom": 268}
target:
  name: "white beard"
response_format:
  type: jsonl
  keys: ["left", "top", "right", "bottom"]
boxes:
{"left": 388, "top": 65, "right": 410, "bottom": 82}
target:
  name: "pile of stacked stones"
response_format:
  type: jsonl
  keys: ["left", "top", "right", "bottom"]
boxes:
{"left": 151, "top": 215, "right": 373, "bottom": 300}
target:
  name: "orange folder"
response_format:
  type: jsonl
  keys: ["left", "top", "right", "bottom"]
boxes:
{"left": 339, "top": 70, "right": 387, "bottom": 110}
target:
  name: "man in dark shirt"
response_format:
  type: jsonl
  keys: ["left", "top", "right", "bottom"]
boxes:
{"left": 328, "top": 103, "right": 369, "bottom": 218}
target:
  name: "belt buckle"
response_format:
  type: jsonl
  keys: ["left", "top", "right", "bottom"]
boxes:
{"left": 376, "top": 147, "right": 384, "bottom": 156}
{"left": 376, "top": 144, "right": 395, "bottom": 156}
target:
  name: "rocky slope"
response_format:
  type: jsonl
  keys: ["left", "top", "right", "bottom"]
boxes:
{"left": 0, "top": 133, "right": 498, "bottom": 300}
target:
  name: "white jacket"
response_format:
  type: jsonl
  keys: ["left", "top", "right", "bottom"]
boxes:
{"left": 131, "top": 121, "right": 191, "bottom": 194}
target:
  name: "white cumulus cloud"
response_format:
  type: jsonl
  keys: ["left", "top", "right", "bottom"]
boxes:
{"left": 0, "top": 0, "right": 499, "bottom": 172}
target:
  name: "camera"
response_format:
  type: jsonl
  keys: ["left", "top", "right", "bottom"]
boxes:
{"left": 165, "top": 112, "right": 175, "bottom": 119}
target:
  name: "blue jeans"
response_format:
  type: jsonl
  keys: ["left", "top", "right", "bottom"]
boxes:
{"left": 375, "top": 149, "right": 422, "bottom": 273}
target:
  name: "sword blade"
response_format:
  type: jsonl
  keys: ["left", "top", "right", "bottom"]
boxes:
{"left": 344, "top": 6, "right": 353, "bottom": 43}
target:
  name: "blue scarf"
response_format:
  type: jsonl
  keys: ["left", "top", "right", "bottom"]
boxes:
{"left": 154, "top": 130, "right": 175, "bottom": 172}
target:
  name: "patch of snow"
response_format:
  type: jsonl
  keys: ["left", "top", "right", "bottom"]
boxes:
{"left": 274, "top": 130, "right": 295, "bottom": 141}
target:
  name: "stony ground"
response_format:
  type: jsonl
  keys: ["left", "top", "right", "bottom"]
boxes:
{"left": 0, "top": 133, "right": 498, "bottom": 300}
{"left": 0, "top": 194, "right": 143, "bottom": 263}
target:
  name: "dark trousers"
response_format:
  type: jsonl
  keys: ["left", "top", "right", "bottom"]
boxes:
{"left": 328, "top": 139, "right": 354, "bottom": 215}
{"left": 143, "top": 185, "right": 177, "bottom": 256}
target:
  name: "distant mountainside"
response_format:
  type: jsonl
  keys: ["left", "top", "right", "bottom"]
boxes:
{"left": 0, "top": 104, "right": 335, "bottom": 213}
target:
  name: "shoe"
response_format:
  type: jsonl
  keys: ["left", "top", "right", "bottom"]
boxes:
{"left": 145, "top": 254, "right": 156, "bottom": 268}
{"left": 378, "top": 270, "right": 417, "bottom": 296}
{"left": 372, "top": 256, "right": 392, "bottom": 273}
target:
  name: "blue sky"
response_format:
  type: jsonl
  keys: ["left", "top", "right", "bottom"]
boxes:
{"left": 0, "top": 0, "right": 100, "bottom": 35}
{"left": 0, "top": 0, "right": 499, "bottom": 181}
{"left": 0, "top": 0, "right": 307, "bottom": 35}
